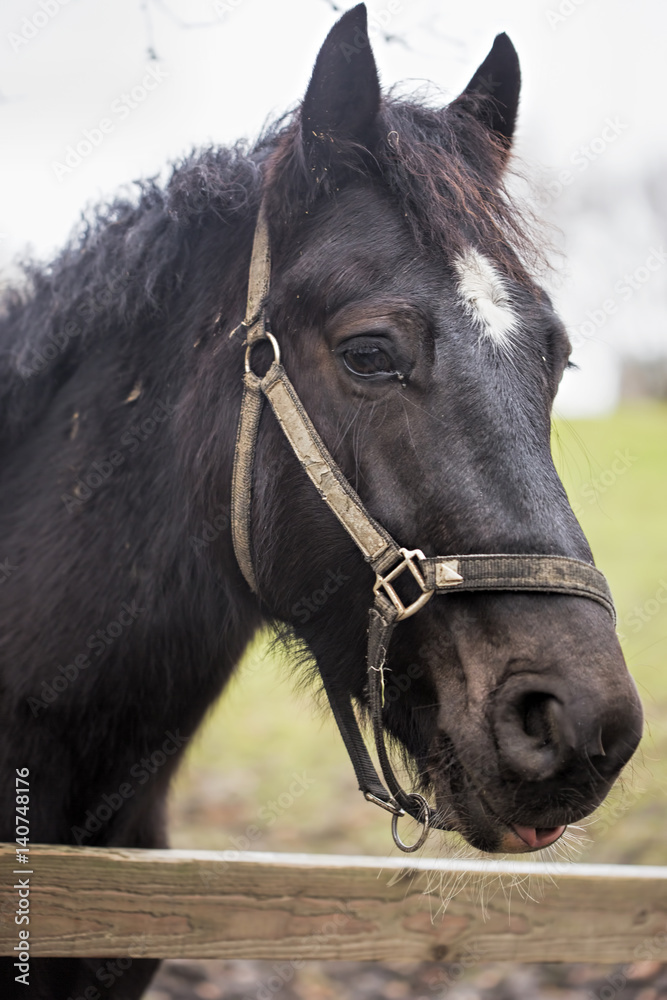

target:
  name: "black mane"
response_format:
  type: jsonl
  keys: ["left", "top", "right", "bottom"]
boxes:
{"left": 0, "top": 96, "right": 541, "bottom": 452}
{"left": 0, "top": 136, "right": 270, "bottom": 449}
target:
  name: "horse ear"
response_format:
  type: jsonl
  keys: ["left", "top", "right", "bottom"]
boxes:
{"left": 453, "top": 33, "right": 521, "bottom": 150}
{"left": 301, "top": 3, "right": 381, "bottom": 154}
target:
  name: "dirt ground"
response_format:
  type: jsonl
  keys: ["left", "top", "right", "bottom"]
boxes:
{"left": 145, "top": 957, "right": 667, "bottom": 1000}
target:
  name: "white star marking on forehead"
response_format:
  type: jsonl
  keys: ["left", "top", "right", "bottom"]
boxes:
{"left": 453, "top": 246, "right": 518, "bottom": 349}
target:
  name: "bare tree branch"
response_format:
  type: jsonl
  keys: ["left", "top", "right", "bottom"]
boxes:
{"left": 150, "top": 0, "right": 224, "bottom": 30}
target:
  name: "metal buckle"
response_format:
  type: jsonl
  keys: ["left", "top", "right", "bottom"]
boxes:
{"left": 373, "top": 548, "right": 435, "bottom": 621}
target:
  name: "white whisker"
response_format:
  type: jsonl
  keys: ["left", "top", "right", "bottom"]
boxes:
{"left": 413, "top": 821, "right": 595, "bottom": 919}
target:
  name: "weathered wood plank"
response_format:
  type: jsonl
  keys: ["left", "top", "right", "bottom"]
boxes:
{"left": 1, "top": 845, "right": 666, "bottom": 962}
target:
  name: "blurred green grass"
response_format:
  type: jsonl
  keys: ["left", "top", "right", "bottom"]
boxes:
{"left": 170, "top": 401, "right": 667, "bottom": 865}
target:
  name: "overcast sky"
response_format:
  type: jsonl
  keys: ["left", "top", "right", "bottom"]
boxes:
{"left": 1, "top": 0, "right": 665, "bottom": 414}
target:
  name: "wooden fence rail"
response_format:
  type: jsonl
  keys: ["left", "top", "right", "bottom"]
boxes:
{"left": 1, "top": 845, "right": 666, "bottom": 963}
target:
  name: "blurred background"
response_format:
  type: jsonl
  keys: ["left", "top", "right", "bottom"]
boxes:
{"left": 2, "top": 1, "right": 666, "bottom": 997}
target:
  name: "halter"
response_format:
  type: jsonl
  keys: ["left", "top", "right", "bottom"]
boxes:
{"left": 229, "top": 201, "right": 616, "bottom": 853}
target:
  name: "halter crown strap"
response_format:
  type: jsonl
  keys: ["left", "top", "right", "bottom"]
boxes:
{"left": 238, "top": 199, "right": 272, "bottom": 346}
{"left": 229, "top": 199, "right": 618, "bottom": 849}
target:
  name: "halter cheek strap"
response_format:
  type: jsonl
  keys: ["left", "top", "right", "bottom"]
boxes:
{"left": 229, "top": 200, "right": 616, "bottom": 852}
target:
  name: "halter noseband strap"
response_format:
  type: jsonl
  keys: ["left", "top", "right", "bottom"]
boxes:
{"left": 229, "top": 200, "right": 616, "bottom": 852}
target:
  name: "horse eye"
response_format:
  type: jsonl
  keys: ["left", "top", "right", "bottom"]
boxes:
{"left": 342, "top": 345, "right": 395, "bottom": 379}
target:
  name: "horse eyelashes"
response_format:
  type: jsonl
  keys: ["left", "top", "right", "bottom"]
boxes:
{"left": 342, "top": 344, "right": 395, "bottom": 378}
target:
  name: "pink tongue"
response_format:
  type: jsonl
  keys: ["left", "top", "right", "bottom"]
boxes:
{"left": 513, "top": 825, "right": 566, "bottom": 849}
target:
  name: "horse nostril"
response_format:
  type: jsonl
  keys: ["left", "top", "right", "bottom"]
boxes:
{"left": 494, "top": 677, "right": 641, "bottom": 786}
{"left": 521, "top": 691, "right": 561, "bottom": 746}
{"left": 586, "top": 725, "right": 606, "bottom": 759}
{"left": 494, "top": 685, "right": 572, "bottom": 781}
{"left": 586, "top": 716, "right": 642, "bottom": 779}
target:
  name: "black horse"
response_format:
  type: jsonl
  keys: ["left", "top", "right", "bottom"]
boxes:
{"left": 0, "top": 6, "right": 642, "bottom": 998}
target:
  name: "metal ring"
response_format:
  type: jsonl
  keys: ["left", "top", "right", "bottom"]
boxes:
{"left": 391, "top": 792, "right": 431, "bottom": 853}
{"left": 244, "top": 332, "right": 281, "bottom": 374}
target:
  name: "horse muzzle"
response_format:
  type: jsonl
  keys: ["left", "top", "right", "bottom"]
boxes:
{"left": 427, "top": 666, "right": 642, "bottom": 854}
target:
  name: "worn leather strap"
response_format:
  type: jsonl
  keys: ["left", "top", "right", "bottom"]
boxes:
{"left": 240, "top": 200, "right": 272, "bottom": 346}
{"left": 228, "top": 198, "right": 619, "bottom": 848}
{"left": 230, "top": 372, "right": 264, "bottom": 594}
{"left": 261, "top": 363, "right": 400, "bottom": 574}
{"left": 423, "top": 554, "right": 616, "bottom": 623}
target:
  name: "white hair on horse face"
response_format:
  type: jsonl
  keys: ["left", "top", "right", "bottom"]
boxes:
{"left": 453, "top": 246, "right": 519, "bottom": 349}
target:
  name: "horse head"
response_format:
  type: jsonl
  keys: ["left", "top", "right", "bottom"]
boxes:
{"left": 233, "top": 5, "right": 643, "bottom": 854}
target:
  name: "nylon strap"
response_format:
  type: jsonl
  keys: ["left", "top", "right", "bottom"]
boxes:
{"left": 319, "top": 662, "right": 393, "bottom": 807}
{"left": 367, "top": 596, "right": 412, "bottom": 810}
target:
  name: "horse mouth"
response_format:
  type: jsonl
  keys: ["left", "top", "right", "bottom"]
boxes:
{"left": 447, "top": 794, "right": 568, "bottom": 855}
{"left": 499, "top": 823, "right": 566, "bottom": 853}
{"left": 428, "top": 737, "right": 569, "bottom": 855}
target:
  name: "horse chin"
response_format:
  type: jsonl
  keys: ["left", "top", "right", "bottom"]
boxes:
{"left": 434, "top": 783, "right": 567, "bottom": 855}
{"left": 429, "top": 753, "right": 569, "bottom": 855}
